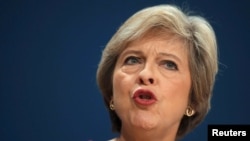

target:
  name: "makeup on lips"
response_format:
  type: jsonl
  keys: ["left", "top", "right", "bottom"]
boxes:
{"left": 132, "top": 89, "right": 157, "bottom": 106}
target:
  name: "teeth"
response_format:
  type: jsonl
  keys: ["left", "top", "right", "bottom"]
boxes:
{"left": 139, "top": 94, "right": 151, "bottom": 99}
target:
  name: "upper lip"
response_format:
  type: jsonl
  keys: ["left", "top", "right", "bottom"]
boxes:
{"left": 132, "top": 88, "right": 157, "bottom": 100}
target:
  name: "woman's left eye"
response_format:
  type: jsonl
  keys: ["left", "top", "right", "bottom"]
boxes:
{"left": 162, "top": 60, "right": 178, "bottom": 70}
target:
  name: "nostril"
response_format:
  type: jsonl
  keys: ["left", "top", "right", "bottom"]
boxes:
{"left": 140, "top": 79, "right": 144, "bottom": 84}
{"left": 149, "top": 78, "right": 154, "bottom": 84}
{"left": 139, "top": 77, "right": 154, "bottom": 85}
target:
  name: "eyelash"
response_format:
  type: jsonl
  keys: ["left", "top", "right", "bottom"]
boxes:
{"left": 161, "top": 60, "right": 178, "bottom": 70}
{"left": 124, "top": 56, "right": 141, "bottom": 65}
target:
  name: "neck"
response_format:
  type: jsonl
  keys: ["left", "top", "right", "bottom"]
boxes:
{"left": 117, "top": 125, "right": 178, "bottom": 141}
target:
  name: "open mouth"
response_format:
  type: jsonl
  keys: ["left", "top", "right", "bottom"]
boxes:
{"left": 132, "top": 89, "right": 157, "bottom": 106}
{"left": 139, "top": 93, "right": 153, "bottom": 100}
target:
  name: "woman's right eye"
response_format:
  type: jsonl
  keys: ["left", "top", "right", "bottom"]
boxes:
{"left": 124, "top": 56, "right": 141, "bottom": 65}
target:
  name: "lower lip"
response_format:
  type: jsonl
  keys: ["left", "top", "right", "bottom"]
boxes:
{"left": 133, "top": 97, "right": 156, "bottom": 106}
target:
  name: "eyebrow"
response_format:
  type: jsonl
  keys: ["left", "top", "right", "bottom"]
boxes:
{"left": 159, "top": 52, "right": 182, "bottom": 64}
{"left": 120, "top": 50, "right": 143, "bottom": 57}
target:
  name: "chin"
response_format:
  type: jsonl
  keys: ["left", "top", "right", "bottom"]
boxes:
{"left": 137, "top": 121, "right": 157, "bottom": 130}
{"left": 131, "top": 113, "right": 159, "bottom": 130}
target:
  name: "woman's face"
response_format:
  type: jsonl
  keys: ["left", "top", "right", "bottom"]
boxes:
{"left": 112, "top": 33, "right": 191, "bottom": 134}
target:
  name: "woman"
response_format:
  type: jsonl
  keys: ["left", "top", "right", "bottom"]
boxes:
{"left": 96, "top": 4, "right": 218, "bottom": 141}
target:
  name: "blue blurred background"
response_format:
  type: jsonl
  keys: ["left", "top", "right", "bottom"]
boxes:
{"left": 1, "top": 0, "right": 250, "bottom": 141}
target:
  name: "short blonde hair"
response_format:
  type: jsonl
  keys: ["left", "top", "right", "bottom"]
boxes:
{"left": 96, "top": 4, "right": 218, "bottom": 139}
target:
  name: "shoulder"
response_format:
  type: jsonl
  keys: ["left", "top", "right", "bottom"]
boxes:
{"left": 108, "top": 138, "right": 117, "bottom": 141}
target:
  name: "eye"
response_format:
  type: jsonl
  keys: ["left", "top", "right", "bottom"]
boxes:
{"left": 162, "top": 60, "right": 178, "bottom": 70}
{"left": 124, "top": 56, "right": 141, "bottom": 65}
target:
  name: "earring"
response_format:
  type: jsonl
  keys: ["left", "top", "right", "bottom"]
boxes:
{"left": 109, "top": 99, "right": 115, "bottom": 110}
{"left": 185, "top": 106, "right": 195, "bottom": 117}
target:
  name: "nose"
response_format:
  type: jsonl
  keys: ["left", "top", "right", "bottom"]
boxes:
{"left": 138, "top": 64, "right": 156, "bottom": 85}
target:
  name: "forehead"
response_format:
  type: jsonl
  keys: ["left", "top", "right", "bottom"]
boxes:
{"left": 125, "top": 31, "right": 188, "bottom": 52}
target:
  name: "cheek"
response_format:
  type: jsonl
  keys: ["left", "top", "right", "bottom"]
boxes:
{"left": 161, "top": 77, "right": 191, "bottom": 113}
{"left": 174, "top": 78, "right": 191, "bottom": 105}
{"left": 172, "top": 87, "right": 190, "bottom": 108}
{"left": 112, "top": 70, "right": 131, "bottom": 99}
{"left": 112, "top": 70, "right": 134, "bottom": 116}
